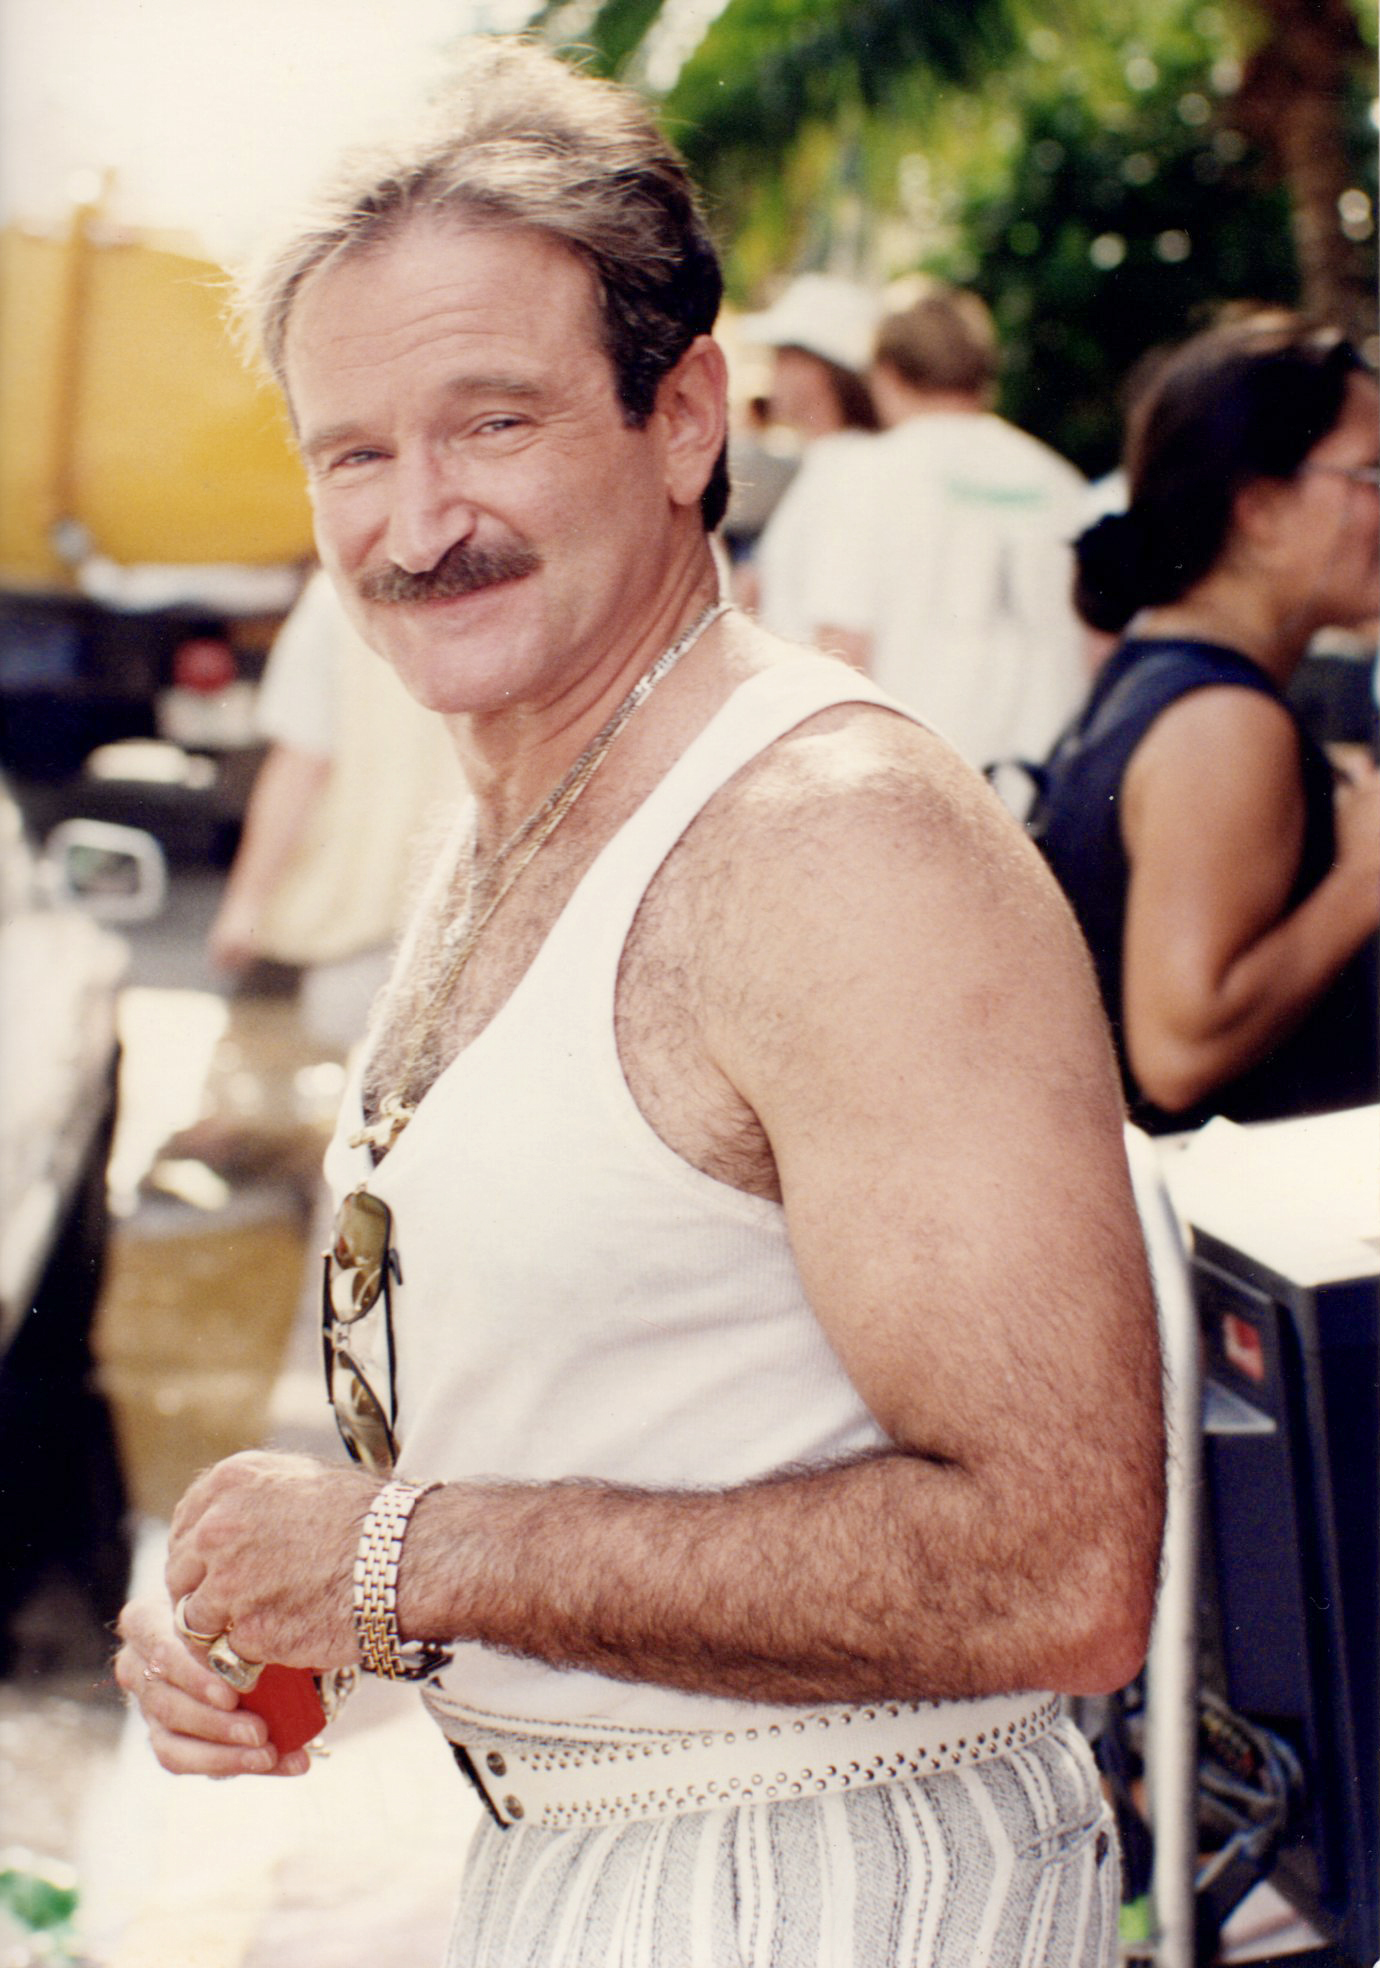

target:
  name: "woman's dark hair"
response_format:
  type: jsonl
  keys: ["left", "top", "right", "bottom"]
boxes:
{"left": 1074, "top": 314, "right": 1364, "bottom": 634}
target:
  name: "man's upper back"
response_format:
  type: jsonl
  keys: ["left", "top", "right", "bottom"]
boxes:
{"left": 806, "top": 413, "right": 1089, "bottom": 769}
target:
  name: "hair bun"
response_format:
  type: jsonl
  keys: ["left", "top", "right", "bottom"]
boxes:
{"left": 1073, "top": 509, "right": 1148, "bottom": 635}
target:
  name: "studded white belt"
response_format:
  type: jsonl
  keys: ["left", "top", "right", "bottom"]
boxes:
{"left": 430, "top": 1690, "right": 1062, "bottom": 1830}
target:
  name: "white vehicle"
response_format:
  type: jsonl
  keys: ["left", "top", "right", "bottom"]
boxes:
{"left": 0, "top": 779, "right": 164, "bottom": 1666}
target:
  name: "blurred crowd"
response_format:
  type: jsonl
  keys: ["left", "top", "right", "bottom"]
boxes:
{"left": 214, "top": 272, "right": 1377, "bottom": 1145}
{"left": 714, "top": 277, "right": 1378, "bottom": 1135}
{"left": 225, "top": 272, "right": 1377, "bottom": 1140}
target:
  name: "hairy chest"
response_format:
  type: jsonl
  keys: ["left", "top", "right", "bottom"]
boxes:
{"left": 361, "top": 800, "right": 778, "bottom": 1197}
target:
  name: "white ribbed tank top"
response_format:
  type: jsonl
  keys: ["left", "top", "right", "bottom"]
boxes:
{"left": 324, "top": 656, "right": 975, "bottom": 1733}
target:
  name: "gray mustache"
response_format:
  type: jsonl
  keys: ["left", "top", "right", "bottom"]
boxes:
{"left": 358, "top": 540, "right": 541, "bottom": 604}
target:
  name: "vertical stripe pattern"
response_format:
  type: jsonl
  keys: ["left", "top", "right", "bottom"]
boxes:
{"left": 444, "top": 1717, "right": 1119, "bottom": 1967}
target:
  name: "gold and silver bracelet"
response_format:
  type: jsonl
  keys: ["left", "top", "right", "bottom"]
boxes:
{"left": 353, "top": 1478, "right": 453, "bottom": 1681}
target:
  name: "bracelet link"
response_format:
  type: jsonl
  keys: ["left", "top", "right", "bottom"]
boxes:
{"left": 353, "top": 1478, "right": 453, "bottom": 1681}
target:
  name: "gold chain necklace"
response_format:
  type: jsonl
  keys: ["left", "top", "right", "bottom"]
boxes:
{"left": 351, "top": 596, "right": 729, "bottom": 1156}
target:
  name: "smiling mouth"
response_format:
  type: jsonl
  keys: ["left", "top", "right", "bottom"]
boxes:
{"left": 358, "top": 540, "right": 542, "bottom": 606}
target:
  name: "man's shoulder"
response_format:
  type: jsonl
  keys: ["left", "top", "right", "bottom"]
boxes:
{"left": 695, "top": 672, "right": 1011, "bottom": 888}
{"left": 870, "top": 412, "right": 1084, "bottom": 496}
{"left": 970, "top": 414, "right": 1086, "bottom": 490}
{"left": 667, "top": 673, "right": 1089, "bottom": 1066}
{"left": 781, "top": 430, "right": 882, "bottom": 512}
{"left": 759, "top": 428, "right": 874, "bottom": 488}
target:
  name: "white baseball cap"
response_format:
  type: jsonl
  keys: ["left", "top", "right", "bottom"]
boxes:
{"left": 740, "top": 274, "right": 882, "bottom": 376}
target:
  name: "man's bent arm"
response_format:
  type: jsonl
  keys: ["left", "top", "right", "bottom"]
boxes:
{"left": 208, "top": 743, "right": 331, "bottom": 971}
{"left": 394, "top": 719, "right": 1163, "bottom": 1704}
{"left": 164, "top": 719, "right": 1163, "bottom": 1712}
{"left": 397, "top": 1433, "right": 1152, "bottom": 1704}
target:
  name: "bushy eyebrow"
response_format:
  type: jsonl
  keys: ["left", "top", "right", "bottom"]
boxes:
{"left": 300, "top": 374, "right": 550, "bottom": 463}
{"left": 448, "top": 374, "right": 546, "bottom": 402}
{"left": 299, "top": 422, "right": 371, "bottom": 464}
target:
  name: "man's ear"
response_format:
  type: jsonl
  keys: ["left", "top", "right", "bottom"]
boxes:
{"left": 655, "top": 335, "right": 729, "bottom": 511}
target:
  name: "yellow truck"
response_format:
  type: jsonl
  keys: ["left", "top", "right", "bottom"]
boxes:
{"left": 2, "top": 203, "right": 311, "bottom": 585}
{"left": 0, "top": 201, "right": 313, "bottom": 820}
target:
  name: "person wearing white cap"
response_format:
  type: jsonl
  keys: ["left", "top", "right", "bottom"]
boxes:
{"left": 739, "top": 273, "right": 882, "bottom": 639}
{"left": 743, "top": 272, "right": 882, "bottom": 440}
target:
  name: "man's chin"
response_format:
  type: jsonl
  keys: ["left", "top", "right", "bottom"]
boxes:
{"left": 370, "top": 599, "right": 536, "bottom": 715}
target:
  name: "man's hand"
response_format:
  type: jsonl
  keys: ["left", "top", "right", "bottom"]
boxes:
{"left": 113, "top": 1594, "right": 311, "bottom": 1778}
{"left": 163, "top": 1450, "right": 378, "bottom": 1675}
{"left": 115, "top": 1453, "right": 380, "bottom": 1778}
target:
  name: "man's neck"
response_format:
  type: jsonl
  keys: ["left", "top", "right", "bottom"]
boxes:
{"left": 446, "top": 560, "right": 724, "bottom": 856}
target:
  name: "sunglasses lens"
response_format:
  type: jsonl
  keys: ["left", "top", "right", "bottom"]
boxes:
{"left": 322, "top": 1188, "right": 398, "bottom": 1475}
{"left": 329, "top": 1348, "right": 396, "bottom": 1475}
{"left": 328, "top": 1260, "right": 374, "bottom": 1322}
{"left": 329, "top": 1189, "right": 392, "bottom": 1321}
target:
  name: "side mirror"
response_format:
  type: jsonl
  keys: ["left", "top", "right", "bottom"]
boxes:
{"left": 42, "top": 819, "right": 168, "bottom": 924}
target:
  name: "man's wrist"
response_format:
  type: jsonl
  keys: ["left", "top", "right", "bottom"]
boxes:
{"left": 353, "top": 1479, "right": 454, "bottom": 1680}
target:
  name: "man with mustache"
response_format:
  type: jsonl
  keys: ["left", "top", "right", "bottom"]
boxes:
{"left": 116, "top": 40, "right": 1164, "bottom": 1966}
{"left": 357, "top": 537, "right": 543, "bottom": 607}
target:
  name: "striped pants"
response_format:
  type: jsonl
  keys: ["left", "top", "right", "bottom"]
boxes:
{"left": 444, "top": 1717, "right": 1119, "bottom": 1967}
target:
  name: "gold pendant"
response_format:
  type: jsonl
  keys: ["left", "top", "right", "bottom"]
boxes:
{"left": 349, "top": 1092, "right": 415, "bottom": 1155}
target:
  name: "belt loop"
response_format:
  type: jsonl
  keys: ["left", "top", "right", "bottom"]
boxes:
{"left": 450, "top": 1741, "right": 509, "bottom": 1827}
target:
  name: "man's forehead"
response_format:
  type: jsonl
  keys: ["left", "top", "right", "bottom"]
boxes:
{"left": 287, "top": 215, "right": 606, "bottom": 372}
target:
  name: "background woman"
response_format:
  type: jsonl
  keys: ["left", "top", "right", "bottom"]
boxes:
{"left": 1038, "top": 313, "right": 1380, "bottom": 1131}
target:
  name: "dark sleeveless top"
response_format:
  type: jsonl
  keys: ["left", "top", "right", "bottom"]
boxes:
{"left": 1035, "top": 637, "right": 1378, "bottom": 1133}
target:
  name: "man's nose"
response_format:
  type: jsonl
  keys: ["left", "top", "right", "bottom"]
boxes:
{"left": 384, "top": 449, "right": 478, "bottom": 574}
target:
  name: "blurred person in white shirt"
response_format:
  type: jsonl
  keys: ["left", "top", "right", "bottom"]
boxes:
{"left": 805, "top": 282, "right": 1092, "bottom": 771}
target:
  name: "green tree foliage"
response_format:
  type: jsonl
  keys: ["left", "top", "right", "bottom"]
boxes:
{"left": 545, "top": 0, "right": 666, "bottom": 77}
{"left": 934, "top": 24, "right": 1304, "bottom": 473}
{"left": 537, "top": 0, "right": 1016, "bottom": 143}
{"left": 940, "top": 11, "right": 1376, "bottom": 470}
{"left": 538, "top": 0, "right": 1377, "bottom": 470}
{"left": 664, "top": 0, "right": 1016, "bottom": 167}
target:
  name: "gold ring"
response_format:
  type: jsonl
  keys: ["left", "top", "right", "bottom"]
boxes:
{"left": 173, "top": 1594, "right": 223, "bottom": 1648}
{"left": 206, "top": 1632, "right": 263, "bottom": 1694}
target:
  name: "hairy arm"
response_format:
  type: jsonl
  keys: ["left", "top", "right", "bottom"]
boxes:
{"left": 141, "top": 717, "right": 1163, "bottom": 1773}
{"left": 390, "top": 720, "right": 1163, "bottom": 1701}
{"left": 1120, "top": 687, "right": 1380, "bottom": 1114}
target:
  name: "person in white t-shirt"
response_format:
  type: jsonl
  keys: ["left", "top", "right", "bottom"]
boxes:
{"left": 209, "top": 568, "right": 460, "bottom": 1048}
{"left": 808, "top": 283, "right": 1092, "bottom": 770}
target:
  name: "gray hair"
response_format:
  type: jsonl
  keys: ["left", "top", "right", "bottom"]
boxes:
{"left": 238, "top": 38, "right": 728, "bottom": 527}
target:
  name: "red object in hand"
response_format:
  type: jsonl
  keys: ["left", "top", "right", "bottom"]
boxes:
{"left": 238, "top": 1665, "right": 327, "bottom": 1754}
